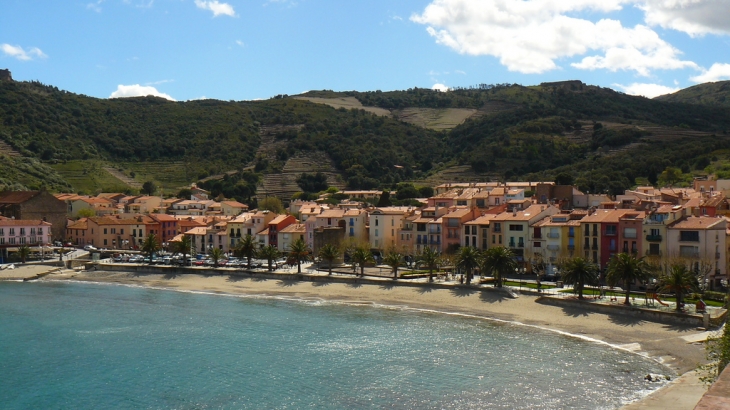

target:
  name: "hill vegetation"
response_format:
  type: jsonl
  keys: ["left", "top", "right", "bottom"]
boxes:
{"left": 1, "top": 77, "right": 730, "bottom": 202}
{"left": 655, "top": 81, "right": 730, "bottom": 108}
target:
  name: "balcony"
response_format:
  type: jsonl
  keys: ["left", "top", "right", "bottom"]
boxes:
{"left": 518, "top": 242, "right": 525, "bottom": 248}
{"left": 646, "top": 234, "right": 662, "bottom": 242}
{"left": 646, "top": 250, "right": 662, "bottom": 257}
{"left": 547, "top": 245, "right": 560, "bottom": 251}
{"left": 568, "top": 231, "right": 574, "bottom": 238}
{"left": 592, "top": 244, "right": 599, "bottom": 250}
{"left": 568, "top": 245, "right": 575, "bottom": 251}
{"left": 547, "top": 233, "right": 560, "bottom": 239}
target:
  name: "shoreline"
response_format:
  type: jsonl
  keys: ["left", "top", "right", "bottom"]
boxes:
{"left": 20, "top": 268, "right": 719, "bottom": 408}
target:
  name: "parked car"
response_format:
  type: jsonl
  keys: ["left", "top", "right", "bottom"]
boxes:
{"left": 84, "top": 245, "right": 97, "bottom": 251}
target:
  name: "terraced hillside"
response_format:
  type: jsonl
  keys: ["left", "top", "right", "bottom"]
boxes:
{"left": 256, "top": 152, "right": 345, "bottom": 201}
{"left": 51, "top": 161, "right": 129, "bottom": 194}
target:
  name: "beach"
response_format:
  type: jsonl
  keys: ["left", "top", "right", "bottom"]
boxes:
{"left": 38, "top": 267, "right": 718, "bottom": 408}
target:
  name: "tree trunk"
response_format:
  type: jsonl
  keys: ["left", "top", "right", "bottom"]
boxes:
{"left": 393, "top": 267, "right": 397, "bottom": 280}
{"left": 624, "top": 281, "right": 631, "bottom": 305}
{"left": 428, "top": 269, "right": 433, "bottom": 282}
{"left": 577, "top": 282, "right": 583, "bottom": 299}
{"left": 466, "top": 270, "right": 471, "bottom": 285}
{"left": 297, "top": 260, "right": 301, "bottom": 274}
{"left": 676, "top": 292, "right": 682, "bottom": 312}
{"left": 328, "top": 262, "right": 332, "bottom": 276}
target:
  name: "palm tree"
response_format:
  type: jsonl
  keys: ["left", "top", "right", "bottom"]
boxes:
{"left": 141, "top": 233, "right": 160, "bottom": 264}
{"left": 258, "top": 245, "right": 280, "bottom": 271}
{"left": 174, "top": 235, "right": 192, "bottom": 265}
{"left": 606, "top": 253, "right": 651, "bottom": 305}
{"left": 383, "top": 250, "right": 403, "bottom": 280}
{"left": 318, "top": 243, "right": 340, "bottom": 275}
{"left": 210, "top": 247, "right": 224, "bottom": 268}
{"left": 659, "top": 263, "right": 696, "bottom": 312}
{"left": 17, "top": 245, "right": 31, "bottom": 264}
{"left": 480, "top": 246, "right": 517, "bottom": 288}
{"left": 234, "top": 234, "right": 257, "bottom": 268}
{"left": 562, "top": 257, "right": 599, "bottom": 299}
{"left": 417, "top": 247, "right": 440, "bottom": 282}
{"left": 288, "top": 238, "right": 310, "bottom": 274}
{"left": 456, "top": 246, "right": 480, "bottom": 284}
{"left": 350, "top": 246, "right": 373, "bottom": 277}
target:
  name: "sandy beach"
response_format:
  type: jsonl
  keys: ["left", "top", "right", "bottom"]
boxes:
{"left": 32, "top": 267, "right": 721, "bottom": 408}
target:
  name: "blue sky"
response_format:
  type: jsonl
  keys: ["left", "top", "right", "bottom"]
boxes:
{"left": 2, "top": 0, "right": 729, "bottom": 101}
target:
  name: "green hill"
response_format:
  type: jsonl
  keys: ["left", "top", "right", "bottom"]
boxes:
{"left": 654, "top": 81, "right": 730, "bottom": 108}
{"left": 1, "top": 77, "right": 730, "bottom": 201}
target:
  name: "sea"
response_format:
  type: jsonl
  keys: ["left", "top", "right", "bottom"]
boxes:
{"left": 0, "top": 281, "right": 669, "bottom": 409}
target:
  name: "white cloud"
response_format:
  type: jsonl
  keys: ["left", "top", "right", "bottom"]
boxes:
{"left": 455, "top": 70, "right": 466, "bottom": 75}
{"left": 690, "top": 63, "right": 730, "bottom": 83}
{"left": 145, "top": 79, "right": 174, "bottom": 86}
{"left": 109, "top": 84, "right": 176, "bottom": 101}
{"left": 412, "top": 0, "right": 699, "bottom": 75}
{"left": 235, "top": 40, "right": 245, "bottom": 47}
{"left": 195, "top": 0, "right": 236, "bottom": 17}
{"left": 1, "top": 44, "right": 47, "bottom": 61}
{"left": 639, "top": 0, "right": 730, "bottom": 37}
{"left": 87, "top": 0, "right": 105, "bottom": 12}
{"left": 613, "top": 82, "right": 679, "bottom": 98}
{"left": 432, "top": 83, "right": 449, "bottom": 92}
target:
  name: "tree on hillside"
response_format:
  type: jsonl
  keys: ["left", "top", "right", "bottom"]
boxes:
{"left": 395, "top": 183, "right": 419, "bottom": 200}
{"left": 258, "top": 197, "right": 284, "bottom": 214}
{"left": 418, "top": 186, "right": 434, "bottom": 198}
{"left": 288, "top": 238, "right": 310, "bottom": 274}
{"left": 296, "top": 172, "right": 328, "bottom": 193}
{"left": 318, "top": 243, "right": 340, "bottom": 275}
{"left": 480, "top": 246, "right": 517, "bottom": 288}
{"left": 554, "top": 172, "right": 574, "bottom": 186}
{"left": 142, "top": 181, "right": 157, "bottom": 195}
{"left": 562, "top": 257, "right": 599, "bottom": 299}
{"left": 377, "top": 190, "right": 392, "bottom": 207}
{"left": 141, "top": 233, "right": 161, "bottom": 264}
{"left": 176, "top": 188, "right": 192, "bottom": 199}
{"left": 606, "top": 253, "right": 651, "bottom": 305}
{"left": 659, "top": 167, "right": 683, "bottom": 187}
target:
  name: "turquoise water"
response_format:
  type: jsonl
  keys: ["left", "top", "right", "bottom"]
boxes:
{"left": 0, "top": 281, "right": 667, "bottom": 409}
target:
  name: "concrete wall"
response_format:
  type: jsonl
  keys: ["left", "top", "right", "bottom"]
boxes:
{"left": 695, "top": 364, "right": 730, "bottom": 409}
{"left": 537, "top": 295, "right": 726, "bottom": 328}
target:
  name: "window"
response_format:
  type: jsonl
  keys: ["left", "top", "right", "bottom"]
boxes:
{"left": 493, "top": 223, "right": 501, "bottom": 233}
{"left": 592, "top": 224, "right": 598, "bottom": 236}
{"left": 0, "top": 238, "right": 4, "bottom": 245}
{"left": 534, "top": 242, "right": 542, "bottom": 248}
{"left": 650, "top": 228, "right": 659, "bottom": 236}
{"left": 375, "top": 218, "right": 379, "bottom": 226}
{"left": 680, "top": 245, "right": 699, "bottom": 258}
{"left": 0, "top": 229, "right": 3, "bottom": 236}
{"left": 465, "top": 226, "right": 470, "bottom": 235}
{"left": 471, "top": 226, "right": 477, "bottom": 235}
{"left": 391, "top": 219, "right": 394, "bottom": 226}
{"left": 623, "top": 228, "right": 637, "bottom": 239}
{"left": 19, "top": 228, "right": 25, "bottom": 235}
{"left": 104, "top": 239, "right": 108, "bottom": 246}
{"left": 680, "top": 231, "right": 700, "bottom": 242}
{"left": 19, "top": 237, "right": 25, "bottom": 244}
{"left": 104, "top": 228, "right": 108, "bottom": 234}
{"left": 9, "top": 237, "right": 15, "bottom": 245}
{"left": 30, "top": 228, "right": 36, "bottom": 235}
{"left": 509, "top": 224, "right": 523, "bottom": 231}
{"left": 9, "top": 228, "right": 14, "bottom": 236}
{"left": 605, "top": 225, "right": 617, "bottom": 235}
{"left": 375, "top": 229, "right": 379, "bottom": 237}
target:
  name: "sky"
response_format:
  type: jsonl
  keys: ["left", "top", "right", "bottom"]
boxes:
{"left": 1, "top": 0, "right": 730, "bottom": 101}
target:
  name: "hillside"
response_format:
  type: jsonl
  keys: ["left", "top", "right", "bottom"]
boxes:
{"left": 655, "top": 81, "right": 730, "bottom": 108}
{"left": 1, "top": 76, "right": 730, "bottom": 201}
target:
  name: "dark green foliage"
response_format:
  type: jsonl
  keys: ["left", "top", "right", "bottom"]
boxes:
{"left": 198, "top": 171, "right": 260, "bottom": 204}
{"left": 418, "top": 186, "right": 434, "bottom": 198}
{"left": 590, "top": 128, "right": 647, "bottom": 150}
{"left": 296, "top": 172, "right": 328, "bottom": 193}
{"left": 176, "top": 188, "right": 192, "bottom": 199}
{"left": 554, "top": 172, "right": 574, "bottom": 186}
{"left": 141, "top": 181, "right": 156, "bottom": 195}
{"left": 377, "top": 190, "right": 392, "bottom": 207}
{"left": 395, "top": 183, "right": 419, "bottom": 200}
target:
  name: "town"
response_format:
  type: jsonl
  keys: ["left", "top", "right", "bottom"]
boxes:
{"left": 0, "top": 177, "right": 727, "bottom": 290}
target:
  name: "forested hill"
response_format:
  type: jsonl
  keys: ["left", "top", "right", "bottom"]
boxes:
{"left": 1, "top": 77, "right": 730, "bottom": 198}
{"left": 654, "top": 81, "right": 730, "bottom": 108}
